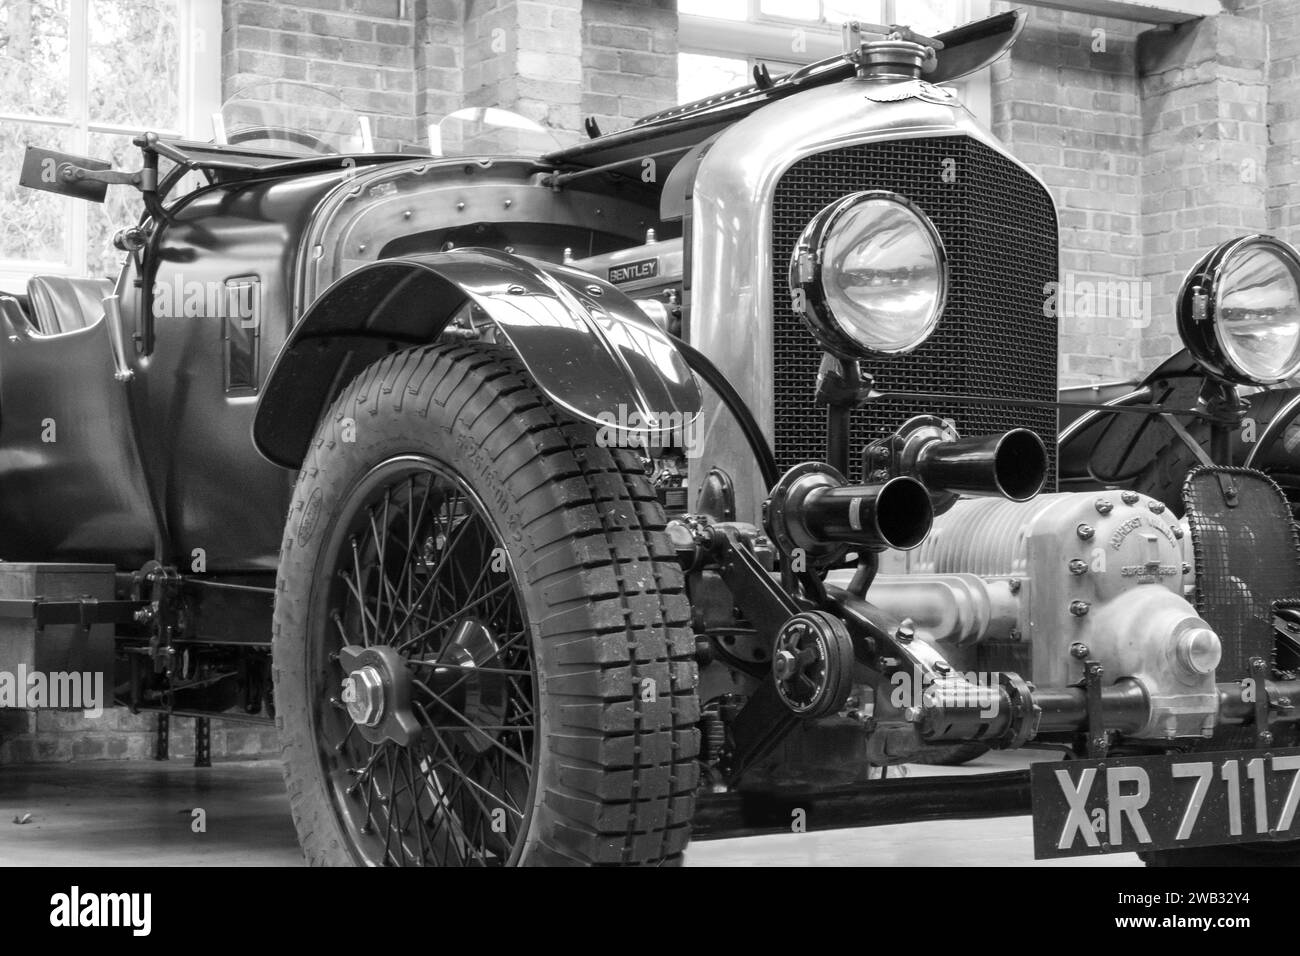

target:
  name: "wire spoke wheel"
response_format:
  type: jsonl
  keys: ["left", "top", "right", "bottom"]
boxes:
{"left": 274, "top": 343, "right": 698, "bottom": 867}
{"left": 314, "top": 458, "right": 536, "bottom": 866}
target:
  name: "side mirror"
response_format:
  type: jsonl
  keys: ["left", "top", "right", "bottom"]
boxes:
{"left": 19, "top": 145, "right": 113, "bottom": 203}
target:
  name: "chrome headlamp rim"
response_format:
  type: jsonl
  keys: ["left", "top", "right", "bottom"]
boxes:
{"left": 1176, "top": 233, "right": 1300, "bottom": 386}
{"left": 789, "top": 189, "right": 948, "bottom": 360}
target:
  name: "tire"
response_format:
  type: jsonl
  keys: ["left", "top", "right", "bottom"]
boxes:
{"left": 908, "top": 743, "right": 991, "bottom": 767}
{"left": 1127, "top": 390, "right": 1300, "bottom": 515}
{"left": 272, "top": 342, "right": 700, "bottom": 866}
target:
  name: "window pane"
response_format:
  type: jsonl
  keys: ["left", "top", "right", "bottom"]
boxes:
{"left": 894, "top": 0, "right": 963, "bottom": 34}
{"left": 88, "top": 0, "right": 180, "bottom": 129}
{"left": 84, "top": 132, "right": 141, "bottom": 278}
{"left": 679, "top": 0, "right": 749, "bottom": 20}
{"left": 0, "top": 0, "right": 71, "bottom": 118}
{"left": 678, "top": 53, "right": 750, "bottom": 105}
{"left": 760, "top": 0, "right": 819, "bottom": 20}
{"left": 0, "top": 123, "right": 70, "bottom": 265}
{"left": 822, "top": 1, "right": 887, "bottom": 23}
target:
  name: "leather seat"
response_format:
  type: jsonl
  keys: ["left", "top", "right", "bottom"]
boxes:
{"left": 0, "top": 295, "right": 31, "bottom": 334}
{"left": 26, "top": 275, "right": 112, "bottom": 335}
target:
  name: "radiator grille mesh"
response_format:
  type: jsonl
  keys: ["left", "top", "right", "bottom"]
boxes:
{"left": 1184, "top": 466, "right": 1299, "bottom": 677}
{"left": 772, "top": 135, "right": 1059, "bottom": 484}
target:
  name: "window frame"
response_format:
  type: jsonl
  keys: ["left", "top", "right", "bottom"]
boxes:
{"left": 0, "top": 0, "right": 221, "bottom": 290}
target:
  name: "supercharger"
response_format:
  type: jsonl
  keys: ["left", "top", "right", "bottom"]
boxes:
{"left": 859, "top": 490, "right": 1222, "bottom": 741}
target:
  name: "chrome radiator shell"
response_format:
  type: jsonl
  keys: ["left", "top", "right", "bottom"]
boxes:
{"left": 687, "top": 74, "right": 1058, "bottom": 522}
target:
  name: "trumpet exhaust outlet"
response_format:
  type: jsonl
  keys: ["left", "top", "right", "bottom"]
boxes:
{"left": 916, "top": 427, "right": 1048, "bottom": 502}
{"left": 765, "top": 463, "right": 935, "bottom": 559}
{"left": 870, "top": 415, "right": 1049, "bottom": 508}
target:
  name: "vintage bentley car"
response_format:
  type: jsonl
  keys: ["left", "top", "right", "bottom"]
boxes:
{"left": 4, "top": 10, "right": 1300, "bottom": 866}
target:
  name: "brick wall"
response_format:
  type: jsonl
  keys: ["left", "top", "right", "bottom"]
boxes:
{"left": 1231, "top": 0, "right": 1300, "bottom": 247}
{"left": 415, "top": 0, "right": 464, "bottom": 145}
{"left": 990, "top": 1, "right": 1297, "bottom": 387}
{"left": 1137, "top": 14, "right": 1268, "bottom": 367}
{"left": 581, "top": 0, "right": 678, "bottom": 137}
{"left": 222, "top": 0, "right": 417, "bottom": 151}
{"left": 0, "top": 710, "right": 278, "bottom": 764}
{"left": 461, "top": 0, "right": 585, "bottom": 142}
{"left": 992, "top": 5, "right": 1146, "bottom": 385}
{"left": 221, "top": 0, "right": 681, "bottom": 151}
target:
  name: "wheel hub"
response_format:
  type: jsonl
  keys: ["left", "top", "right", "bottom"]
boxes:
{"left": 340, "top": 666, "right": 385, "bottom": 726}
{"left": 338, "top": 644, "right": 420, "bottom": 746}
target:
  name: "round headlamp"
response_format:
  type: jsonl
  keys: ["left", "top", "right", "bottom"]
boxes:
{"left": 1176, "top": 234, "right": 1300, "bottom": 385}
{"left": 789, "top": 190, "right": 947, "bottom": 359}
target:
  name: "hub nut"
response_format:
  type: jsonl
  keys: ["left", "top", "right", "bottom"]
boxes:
{"left": 1076, "top": 523, "right": 1094, "bottom": 541}
{"left": 1121, "top": 490, "right": 1140, "bottom": 505}
{"left": 1069, "top": 601, "right": 1091, "bottom": 617}
{"left": 1094, "top": 498, "right": 1113, "bottom": 515}
{"left": 773, "top": 649, "right": 799, "bottom": 680}
{"left": 341, "top": 666, "right": 386, "bottom": 727}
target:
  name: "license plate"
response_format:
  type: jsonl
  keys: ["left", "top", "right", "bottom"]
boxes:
{"left": 1030, "top": 746, "right": 1300, "bottom": 859}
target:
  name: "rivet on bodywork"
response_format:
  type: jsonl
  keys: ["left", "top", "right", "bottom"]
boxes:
{"left": 402, "top": 209, "right": 412, "bottom": 219}
{"left": 504, "top": 198, "right": 513, "bottom": 208}
{"left": 1094, "top": 498, "right": 1113, "bottom": 515}
{"left": 507, "top": 284, "right": 526, "bottom": 295}
{"left": 456, "top": 201, "right": 466, "bottom": 211}
{"left": 1076, "top": 523, "right": 1094, "bottom": 540}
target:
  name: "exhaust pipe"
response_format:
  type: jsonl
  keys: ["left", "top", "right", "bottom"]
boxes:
{"left": 765, "top": 463, "right": 934, "bottom": 559}
{"left": 870, "top": 415, "right": 1048, "bottom": 507}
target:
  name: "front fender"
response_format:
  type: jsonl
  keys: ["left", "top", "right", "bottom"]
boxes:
{"left": 252, "top": 248, "right": 700, "bottom": 469}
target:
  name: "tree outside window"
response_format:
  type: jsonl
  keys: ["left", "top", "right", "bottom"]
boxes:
{"left": 0, "top": 0, "right": 217, "bottom": 291}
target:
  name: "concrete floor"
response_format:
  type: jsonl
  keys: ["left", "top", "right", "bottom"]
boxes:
{"left": 0, "top": 752, "right": 1139, "bottom": 867}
